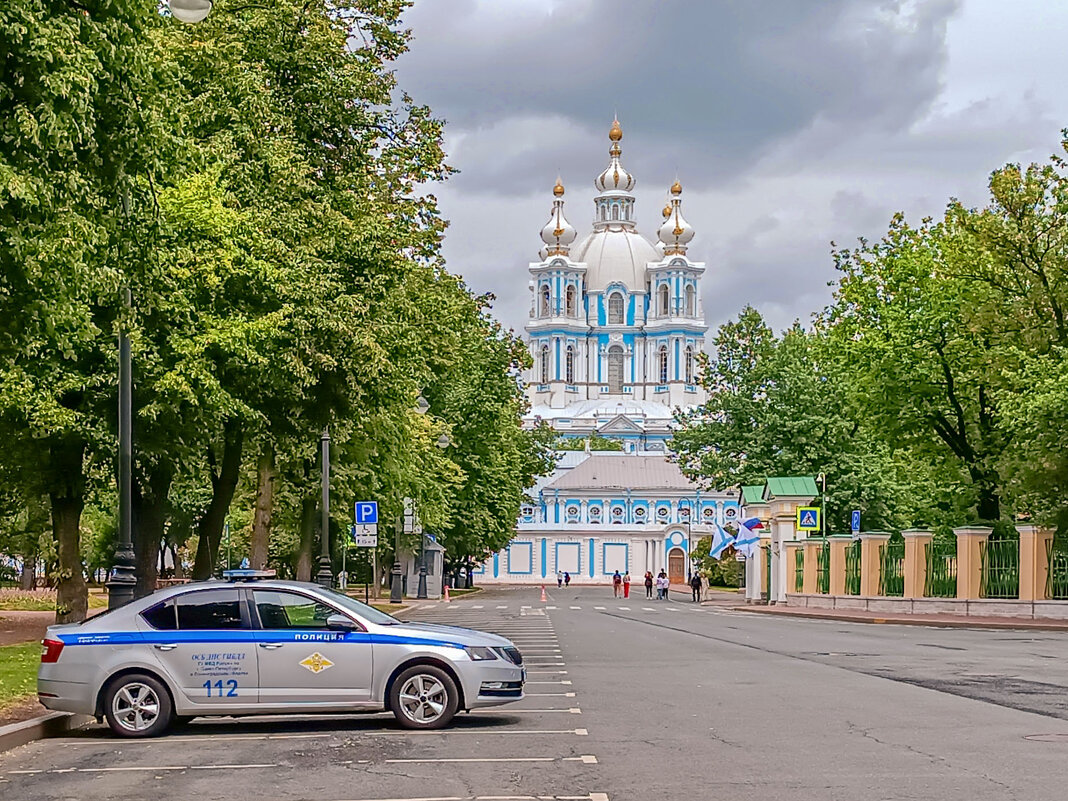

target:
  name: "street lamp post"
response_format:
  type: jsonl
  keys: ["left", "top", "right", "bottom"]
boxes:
{"left": 416, "top": 432, "right": 452, "bottom": 600}
{"left": 106, "top": 289, "right": 136, "bottom": 610}
{"left": 317, "top": 426, "right": 333, "bottom": 588}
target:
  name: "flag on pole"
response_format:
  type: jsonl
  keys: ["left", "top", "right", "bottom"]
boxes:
{"left": 709, "top": 523, "right": 736, "bottom": 559}
{"left": 733, "top": 518, "right": 763, "bottom": 557}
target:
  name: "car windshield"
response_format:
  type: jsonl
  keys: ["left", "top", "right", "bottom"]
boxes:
{"left": 320, "top": 588, "right": 400, "bottom": 625}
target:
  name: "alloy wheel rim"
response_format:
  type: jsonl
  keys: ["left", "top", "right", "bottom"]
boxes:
{"left": 398, "top": 674, "right": 447, "bottom": 723}
{"left": 112, "top": 682, "right": 160, "bottom": 732}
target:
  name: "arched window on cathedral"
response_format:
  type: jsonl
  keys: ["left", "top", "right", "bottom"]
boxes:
{"left": 658, "top": 284, "right": 670, "bottom": 317}
{"left": 685, "top": 284, "right": 695, "bottom": 317}
{"left": 565, "top": 345, "right": 575, "bottom": 384}
{"left": 540, "top": 345, "right": 550, "bottom": 384}
{"left": 685, "top": 345, "right": 694, "bottom": 383}
{"left": 565, "top": 285, "right": 576, "bottom": 317}
{"left": 540, "top": 285, "right": 551, "bottom": 317}
{"left": 658, "top": 345, "right": 669, "bottom": 384}
{"left": 607, "top": 345, "right": 624, "bottom": 393}
{"left": 607, "top": 292, "right": 624, "bottom": 325}
{"left": 611, "top": 204, "right": 619, "bottom": 221}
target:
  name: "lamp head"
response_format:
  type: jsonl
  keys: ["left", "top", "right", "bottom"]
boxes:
{"left": 170, "top": 0, "right": 213, "bottom": 23}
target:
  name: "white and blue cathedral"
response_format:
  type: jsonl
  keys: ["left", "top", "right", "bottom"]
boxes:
{"left": 478, "top": 120, "right": 737, "bottom": 586}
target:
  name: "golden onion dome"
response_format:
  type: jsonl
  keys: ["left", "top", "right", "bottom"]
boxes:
{"left": 670, "top": 179, "right": 682, "bottom": 196}
{"left": 608, "top": 117, "right": 623, "bottom": 142}
{"left": 553, "top": 177, "right": 565, "bottom": 197}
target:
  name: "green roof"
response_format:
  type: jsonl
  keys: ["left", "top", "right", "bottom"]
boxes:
{"left": 764, "top": 476, "right": 819, "bottom": 499}
{"left": 741, "top": 485, "right": 766, "bottom": 505}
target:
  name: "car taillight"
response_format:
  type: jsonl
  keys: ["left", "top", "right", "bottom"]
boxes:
{"left": 41, "top": 638, "right": 64, "bottom": 663}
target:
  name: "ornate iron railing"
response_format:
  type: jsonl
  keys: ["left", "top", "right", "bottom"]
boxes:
{"left": 924, "top": 541, "right": 957, "bottom": 597}
{"left": 794, "top": 547, "right": 804, "bottom": 593}
{"left": 1046, "top": 539, "right": 1068, "bottom": 600}
{"left": 817, "top": 539, "right": 830, "bottom": 594}
{"left": 878, "top": 541, "right": 905, "bottom": 596}
{"left": 980, "top": 538, "right": 1019, "bottom": 599}
{"left": 844, "top": 540, "right": 861, "bottom": 595}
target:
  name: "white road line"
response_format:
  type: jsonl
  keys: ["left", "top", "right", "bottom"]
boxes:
{"left": 617, "top": 607, "right": 630, "bottom": 610}
{"left": 471, "top": 605, "right": 484, "bottom": 609}
{"left": 525, "top": 680, "right": 571, "bottom": 685}
{"left": 593, "top": 606, "right": 605, "bottom": 610}
{"left": 499, "top": 708, "right": 581, "bottom": 714}
{"left": 665, "top": 607, "right": 678, "bottom": 611}
{"left": 545, "top": 605, "right": 557, "bottom": 610}
{"left": 496, "top": 605, "right": 509, "bottom": 609}
{"left": 383, "top": 756, "right": 591, "bottom": 764}
{"left": 524, "top": 670, "right": 567, "bottom": 674}
{"left": 524, "top": 692, "right": 576, "bottom": 697}
{"left": 371, "top": 729, "right": 587, "bottom": 736}
{"left": 642, "top": 607, "right": 656, "bottom": 611}
{"left": 569, "top": 606, "right": 581, "bottom": 609}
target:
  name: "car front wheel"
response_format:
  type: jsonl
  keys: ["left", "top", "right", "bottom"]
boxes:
{"left": 103, "top": 673, "right": 173, "bottom": 738}
{"left": 390, "top": 665, "right": 459, "bottom": 730}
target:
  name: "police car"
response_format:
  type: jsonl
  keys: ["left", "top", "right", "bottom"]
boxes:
{"left": 37, "top": 571, "right": 524, "bottom": 737}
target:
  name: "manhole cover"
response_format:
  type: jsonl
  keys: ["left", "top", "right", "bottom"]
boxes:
{"left": 1024, "top": 734, "right": 1068, "bottom": 742}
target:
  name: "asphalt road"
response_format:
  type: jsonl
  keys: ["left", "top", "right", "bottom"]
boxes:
{"left": 3, "top": 585, "right": 1068, "bottom": 800}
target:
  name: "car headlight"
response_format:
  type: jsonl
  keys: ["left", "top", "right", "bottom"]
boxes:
{"left": 464, "top": 646, "right": 498, "bottom": 661}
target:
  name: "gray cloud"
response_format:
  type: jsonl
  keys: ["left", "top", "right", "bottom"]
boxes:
{"left": 397, "top": 0, "right": 960, "bottom": 194}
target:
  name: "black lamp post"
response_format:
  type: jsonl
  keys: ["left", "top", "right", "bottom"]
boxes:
{"left": 106, "top": 289, "right": 136, "bottom": 610}
{"left": 317, "top": 426, "right": 333, "bottom": 588}
{"left": 416, "top": 432, "right": 452, "bottom": 599}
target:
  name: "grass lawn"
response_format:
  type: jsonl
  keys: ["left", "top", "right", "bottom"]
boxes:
{"left": 0, "top": 642, "right": 39, "bottom": 713}
{"left": 0, "top": 589, "right": 108, "bottom": 612}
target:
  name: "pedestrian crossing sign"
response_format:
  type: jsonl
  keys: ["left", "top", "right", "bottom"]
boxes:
{"left": 797, "top": 506, "right": 820, "bottom": 531}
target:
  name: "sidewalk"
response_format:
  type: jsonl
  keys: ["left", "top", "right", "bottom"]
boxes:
{"left": 733, "top": 603, "right": 1068, "bottom": 631}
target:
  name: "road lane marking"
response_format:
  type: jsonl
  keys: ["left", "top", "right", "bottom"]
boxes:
{"left": 617, "top": 607, "right": 630, "bottom": 610}
{"left": 569, "top": 606, "right": 581, "bottom": 609}
{"left": 471, "top": 605, "right": 484, "bottom": 609}
{"left": 371, "top": 729, "right": 588, "bottom": 736}
{"left": 500, "top": 708, "right": 581, "bottom": 714}
{"left": 496, "top": 605, "right": 509, "bottom": 609}
{"left": 383, "top": 755, "right": 595, "bottom": 764}
{"left": 593, "top": 606, "right": 606, "bottom": 610}
{"left": 524, "top": 692, "right": 576, "bottom": 697}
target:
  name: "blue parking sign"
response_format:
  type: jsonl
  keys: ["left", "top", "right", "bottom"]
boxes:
{"left": 355, "top": 501, "right": 378, "bottom": 525}
{"left": 851, "top": 510, "right": 861, "bottom": 532}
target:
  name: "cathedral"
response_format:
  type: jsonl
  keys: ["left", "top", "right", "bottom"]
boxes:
{"left": 477, "top": 120, "right": 737, "bottom": 586}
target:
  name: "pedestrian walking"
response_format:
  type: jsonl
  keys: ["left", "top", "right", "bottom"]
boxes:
{"left": 644, "top": 571, "right": 654, "bottom": 598}
{"left": 623, "top": 571, "right": 631, "bottom": 599}
{"left": 557, "top": 570, "right": 563, "bottom": 588}
{"left": 612, "top": 570, "right": 622, "bottom": 598}
{"left": 564, "top": 572, "right": 571, "bottom": 587}
{"left": 690, "top": 572, "right": 703, "bottom": 602}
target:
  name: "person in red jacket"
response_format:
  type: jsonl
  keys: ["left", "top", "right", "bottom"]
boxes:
{"left": 622, "top": 571, "right": 631, "bottom": 598}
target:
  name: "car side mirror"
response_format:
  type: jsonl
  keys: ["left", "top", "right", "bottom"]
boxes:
{"left": 326, "top": 614, "right": 359, "bottom": 631}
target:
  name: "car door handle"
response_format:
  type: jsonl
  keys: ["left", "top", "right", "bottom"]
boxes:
{"left": 154, "top": 644, "right": 179, "bottom": 652}
{"left": 258, "top": 643, "right": 284, "bottom": 650}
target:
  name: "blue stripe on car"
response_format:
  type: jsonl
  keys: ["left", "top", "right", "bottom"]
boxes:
{"left": 56, "top": 631, "right": 467, "bottom": 649}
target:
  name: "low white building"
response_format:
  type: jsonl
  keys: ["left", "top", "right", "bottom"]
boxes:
{"left": 477, "top": 452, "right": 737, "bottom": 585}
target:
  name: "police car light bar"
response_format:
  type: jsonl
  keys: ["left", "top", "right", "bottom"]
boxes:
{"left": 221, "top": 569, "right": 277, "bottom": 581}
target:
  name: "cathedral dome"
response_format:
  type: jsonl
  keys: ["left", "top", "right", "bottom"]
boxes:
{"left": 572, "top": 227, "right": 661, "bottom": 291}
{"left": 594, "top": 118, "right": 635, "bottom": 194}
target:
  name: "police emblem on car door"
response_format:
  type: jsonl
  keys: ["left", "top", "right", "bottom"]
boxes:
{"left": 252, "top": 589, "right": 372, "bottom": 705}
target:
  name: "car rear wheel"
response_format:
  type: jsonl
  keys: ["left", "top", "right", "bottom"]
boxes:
{"left": 390, "top": 665, "right": 459, "bottom": 730}
{"left": 103, "top": 673, "right": 173, "bottom": 738}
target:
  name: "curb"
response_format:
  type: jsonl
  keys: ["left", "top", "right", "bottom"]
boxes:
{"left": 0, "top": 711, "right": 93, "bottom": 754}
{"left": 732, "top": 606, "right": 1068, "bottom": 631}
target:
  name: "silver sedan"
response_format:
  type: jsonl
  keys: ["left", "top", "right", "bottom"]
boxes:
{"left": 37, "top": 574, "right": 524, "bottom": 737}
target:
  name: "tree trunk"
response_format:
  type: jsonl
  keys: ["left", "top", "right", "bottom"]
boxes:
{"left": 133, "top": 465, "right": 173, "bottom": 598}
{"left": 970, "top": 467, "right": 1001, "bottom": 522}
{"left": 249, "top": 445, "right": 275, "bottom": 570}
{"left": 192, "top": 421, "right": 244, "bottom": 580}
{"left": 19, "top": 557, "right": 35, "bottom": 590}
{"left": 295, "top": 492, "right": 317, "bottom": 582}
{"left": 49, "top": 437, "right": 88, "bottom": 624}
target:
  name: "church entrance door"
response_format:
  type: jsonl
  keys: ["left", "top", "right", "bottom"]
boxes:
{"left": 668, "top": 547, "right": 686, "bottom": 584}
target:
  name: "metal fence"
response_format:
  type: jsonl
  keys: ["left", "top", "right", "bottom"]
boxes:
{"left": 817, "top": 539, "right": 830, "bottom": 594}
{"left": 980, "top": 538, "right": 1019, "bottom": 599}
{"left": 878, "top": 541, "right": 905, "bottom": 596}
{"left": 844, "top": 540, "right": 861, "bottom": 595}
{"left": 763, "top": 544, "right": 771, "bottom": 601}
{"left": 924, "top": 541, "right": 957, "bottom": 597}
{"left": 1046, "top": 539, "right": 1068, "bottom": 600}
{"left": 794, "top": 547, "right": 804, "bottom": 593}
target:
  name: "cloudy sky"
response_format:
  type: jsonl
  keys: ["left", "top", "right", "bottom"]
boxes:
{"left": 392, "top": 0, "right": 1068, "bottom": 337}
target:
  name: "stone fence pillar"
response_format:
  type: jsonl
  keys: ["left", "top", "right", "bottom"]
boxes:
{"left": 859, "top": 532, "right": 890, "bottom": 596}
{"left": 1018, "top": 525, "right": 1055, "bottom": 602}
{"left": 829, "top": 536, "right": 850, "bottom": 596}
{"left": 902, "top": 529, "right": 932, "bottom": 599}
{"left": 954, "top": 527, "right": 992, "bottom": 599}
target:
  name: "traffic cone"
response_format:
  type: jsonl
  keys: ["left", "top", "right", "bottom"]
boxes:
{"left": 540, "top": 585, "right": 547, "bottom": 603}
{"left": 444, "top": 585, "right": 451, "bottom": 603}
